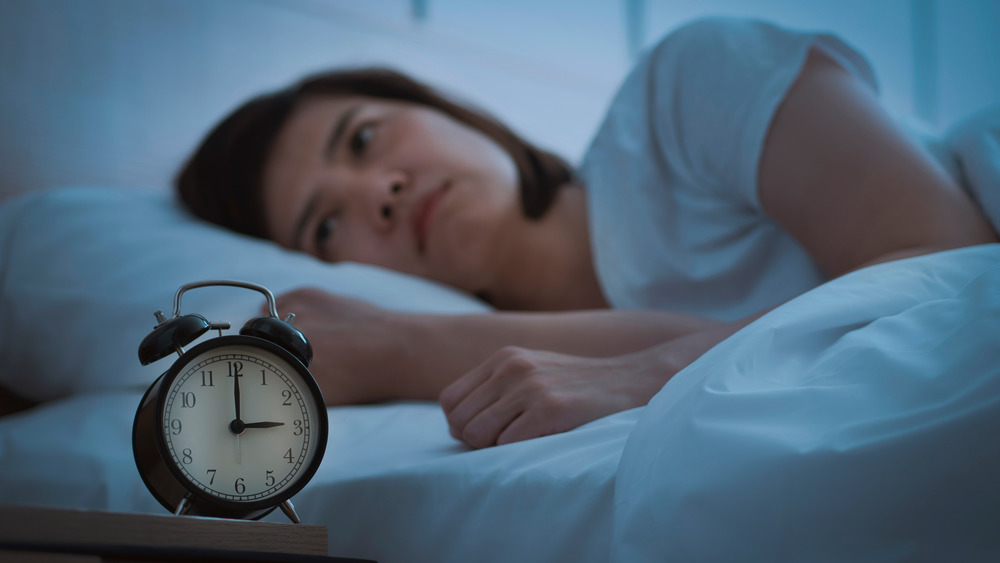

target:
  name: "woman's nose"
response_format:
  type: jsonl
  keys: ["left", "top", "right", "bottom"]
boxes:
{"left": 379, "top": 182, "right": 402, "bottom": 222}
{"left": 368, "top": 174, "right": 406, "bottom": 230}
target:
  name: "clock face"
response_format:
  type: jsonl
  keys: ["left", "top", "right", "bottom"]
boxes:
{"left": 157, "top": 339, "right": 324, "bottom": 506}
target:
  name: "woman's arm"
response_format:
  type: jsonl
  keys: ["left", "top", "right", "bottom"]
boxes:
{"left": 396, "top": 307, "right": 721, "bottom": 397}
{"left": 273, "top": 288, "right": 722, "bottom": 404}
{"left": 758, "top": 49, "right": 998, "bottom": 275}
{"left": 439, "top": 48, "right": 1000, "bottom": 449}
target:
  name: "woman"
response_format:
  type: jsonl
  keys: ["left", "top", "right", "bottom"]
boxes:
{"left": 177, "top": 18, "right": 997, "bottom": 448}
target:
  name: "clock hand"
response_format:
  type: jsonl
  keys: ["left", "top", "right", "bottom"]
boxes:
{"left": 243, "top": 421, "right": 286, "bottom": 429}
{"left": 231, "top": 372, "right": 244, "bottom": 464}
{"left": 233, "top": 369, "right": 242, "bottom": 423}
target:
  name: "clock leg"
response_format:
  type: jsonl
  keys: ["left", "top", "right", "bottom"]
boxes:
{"left": 279, "top": 500, "right": 301, "bottom": 524}
{"left": 174, "top": 494, "right": 192, "bottom": 516}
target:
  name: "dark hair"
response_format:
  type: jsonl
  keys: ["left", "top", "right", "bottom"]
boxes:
{"left": 175, "top": 68, "right": 573, "bottom": 239}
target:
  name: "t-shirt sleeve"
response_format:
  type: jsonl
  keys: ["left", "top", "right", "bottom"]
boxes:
{"left": 646, "top": 17, "right": 877, "bottom": 210}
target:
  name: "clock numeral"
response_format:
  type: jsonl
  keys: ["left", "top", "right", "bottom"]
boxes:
{"left": 261, "top": 369, "right": 267, "bottom": 386}
{"left": 281, "top": 389, "right": 292, "bottom": 406}
{"left": 235, "top": 477, "right": 246, "bottom": 494}
{"left": 265, "top": 470, "right": 275, "bottom": 487}
{"left": 206, "top": 469, "right": 217, "bottom": 485}
{"left": 170, "top": 419, "right": 182, "bottom": 435}
{"left": 181, "top": 448, "right": 193, "bottom": 464}
{"left": 181, "top": 392, "right": 196, "bottom": 408}
{"left": 292, "top": 420, "right": 303, "bottom": 436}
{"left": 227, "top": 361, "right": 244, "bottom": 378}
{"left": 201, "top": 370, "right": 214, "bottom": 387}
{"left": 284, "top": 448, "right": 294, "bottom": 464}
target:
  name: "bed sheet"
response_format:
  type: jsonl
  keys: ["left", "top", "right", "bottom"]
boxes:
{"left": 0, "top": 389, "right": 638, "bottom": 562}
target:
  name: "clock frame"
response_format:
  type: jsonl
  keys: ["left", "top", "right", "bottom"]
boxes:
{"left": 132, "top": 280, "right": 327, "bottom": 523}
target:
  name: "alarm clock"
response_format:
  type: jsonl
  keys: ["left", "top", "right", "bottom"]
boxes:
{"left": 133, "top": 280, "right": 328, "bottom": 523}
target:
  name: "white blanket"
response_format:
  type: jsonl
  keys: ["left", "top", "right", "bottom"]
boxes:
{"left": 613, "top": 244, "right": 1000, "bottom": 561}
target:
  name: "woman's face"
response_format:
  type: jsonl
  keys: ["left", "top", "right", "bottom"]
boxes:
{"left": 262, "top": 96, "right": 523, "bottom": 296}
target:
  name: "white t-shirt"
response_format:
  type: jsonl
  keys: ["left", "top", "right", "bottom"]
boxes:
{"left": 579, "top": 18, "right": 877, "bottom": 321}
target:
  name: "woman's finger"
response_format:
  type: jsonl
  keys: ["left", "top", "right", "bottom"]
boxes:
{"left": 439, "top": 346, "right": 522, "bottom": 414}
{"left": 459, "top": 394, "right": 525, "bottom": 449}
{"left": 495, "top": 409, "right": 545, "bottom": 447}
{"left": 443, "top": 347, "right": 552, "bottom": 446}
{"left": 438, "top": 365, "right": 485, "bottom": 415}
{"left": 440, "top": 365, "right": 505, "bottom": 440}
{"left": 494, "top": 393, "right": 582, "bottom": 446}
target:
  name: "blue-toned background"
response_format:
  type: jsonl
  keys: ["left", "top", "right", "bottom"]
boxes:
{"left": 0, "top": 0, "right": 997, "bottom": 202}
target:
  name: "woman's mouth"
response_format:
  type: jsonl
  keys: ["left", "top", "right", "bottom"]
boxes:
{"left": 413, "top": 182, "right": 449, "bottom": 254}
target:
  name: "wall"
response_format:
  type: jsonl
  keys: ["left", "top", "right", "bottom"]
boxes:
{"left": 0, "top": 0, "right": 996, "bottom": 203}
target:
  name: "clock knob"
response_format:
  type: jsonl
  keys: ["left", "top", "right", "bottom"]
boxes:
{"left": 239, "top": 316, "right": 313, "bottom": 367}
{"left": 138, "top": 313, "right": 211, "bottom": 365}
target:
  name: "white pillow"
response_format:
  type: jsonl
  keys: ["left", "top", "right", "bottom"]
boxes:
{"left": 0, "top": 187, "right": 489, "bottom": 402}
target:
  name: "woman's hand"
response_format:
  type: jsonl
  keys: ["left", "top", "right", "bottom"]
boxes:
{"left": 439, "top": 345, "right": 683, "bottom": 449}
{"left": 439, "top": 318, "right": 751, "bottom": 449}
{"left": 273, "top": 288, "right": 406, "bottom": 405}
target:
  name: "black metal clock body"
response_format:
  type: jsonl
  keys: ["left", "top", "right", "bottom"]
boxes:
{"left": 132, "top": 281, "right": 327, "bottom": 522}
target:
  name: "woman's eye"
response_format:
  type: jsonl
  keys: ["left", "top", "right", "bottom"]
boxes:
{"left": 315, "top": 217, "right": 337, "bottom": 246}
{"left": 349, "top": 123, "right": 374, "bottom": 156}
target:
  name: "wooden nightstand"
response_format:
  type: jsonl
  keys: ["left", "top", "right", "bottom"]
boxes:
{"left": 0, "top": 505, "right": 375, "bottom": 562}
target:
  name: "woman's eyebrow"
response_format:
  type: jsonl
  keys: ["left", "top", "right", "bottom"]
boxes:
{"left": 325, "top": 104, "right": 362, "bottom": 160}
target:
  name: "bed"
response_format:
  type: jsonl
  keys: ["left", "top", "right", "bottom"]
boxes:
{"left": 2, "top": 117, "right": 1000, "bottom": 560}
